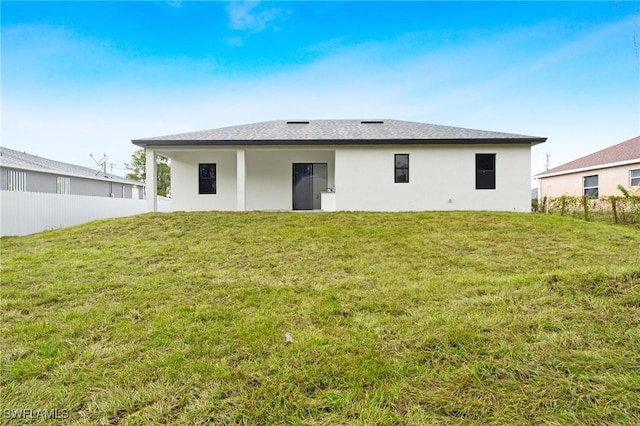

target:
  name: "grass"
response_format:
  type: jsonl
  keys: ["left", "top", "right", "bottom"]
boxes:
{"left": 1, "top": 211, "right": 639, "bottom": 425}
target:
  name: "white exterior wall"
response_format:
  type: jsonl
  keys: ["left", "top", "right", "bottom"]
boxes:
{"left": 169, "top": 149, "right": 334, "bottom": 211}
{"left": 171, "top": 151, "right": 238, "bottom": 211}
{"left": 538, "top": 162, "right": 640, "bottom": 199}
{"left": 163, "top": 144, "right": 532, "bottom": 212}
{"left": 334, "top": 144, "right": 532, "bottom": 212}
{"left": 245, "top": 150, "right": 334, "bottom": 210}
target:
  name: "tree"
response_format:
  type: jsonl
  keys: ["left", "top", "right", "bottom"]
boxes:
{"left": 125, "top": 149, "right": 171, "bottom": 197}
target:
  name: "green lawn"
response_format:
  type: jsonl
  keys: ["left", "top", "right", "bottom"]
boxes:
{"left": 1, "top": 211, "right": 639, "bottom": 425}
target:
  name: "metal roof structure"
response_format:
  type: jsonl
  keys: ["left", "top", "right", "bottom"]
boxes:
{"left": 0, "top": 146, "right": 143, "bottom": 186}
{"left": 132, "top": 119, "right": 546, "bottom": 147}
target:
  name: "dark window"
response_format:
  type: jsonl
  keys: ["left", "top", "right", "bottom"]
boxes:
{"left": 630, "top": 169, "right": 640, "bottom": 187}
{"left": 583, "top": 175, "right": 598, "bottom": 198}
{"left": 476, "top": 154, "right": 496, "bottom": 190}
{"left": 395, "top": 154, "right": 409, "bottom": 183}
{"left": 199, "top": 164, "right": 216, "bottom": 194}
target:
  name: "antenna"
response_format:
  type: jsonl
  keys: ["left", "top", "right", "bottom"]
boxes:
{"left": 90, "top": 153, "right": 109, "bottom": 175}
{"left": 544, "top": 153, "right": 551, "bottom": 171}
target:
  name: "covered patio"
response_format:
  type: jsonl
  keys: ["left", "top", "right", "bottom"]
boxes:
{"left": 145, "top": 147, "right": 336, "bottom": 212}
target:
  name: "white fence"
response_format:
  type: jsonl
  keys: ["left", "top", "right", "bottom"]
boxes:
{"left": 0, "top": 191, "right": 171, "bottom": 237}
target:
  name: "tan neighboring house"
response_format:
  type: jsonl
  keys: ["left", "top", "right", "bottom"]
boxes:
{"left": 536, "top": 136, "right": 640, "bottom": 200}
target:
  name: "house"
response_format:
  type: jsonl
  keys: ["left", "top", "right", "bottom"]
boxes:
{"left": 132, "top": 119, "right": 546, "bottom": 213}
{"left": 0, "top": 146, "right": 144, "bottom": 199}
{"left": 536, "top": 136, "right": 640, "bottom": 200}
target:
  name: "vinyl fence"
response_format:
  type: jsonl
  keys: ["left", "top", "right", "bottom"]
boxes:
{"left": 0, "top": 191, "right": 171, "bottom": 237}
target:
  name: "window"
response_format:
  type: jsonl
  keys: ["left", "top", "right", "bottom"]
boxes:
{"left": 56, "top": 176, "right": 70, "bottom": 194}
{"left": 631, "top": 169, "right": 640, "bottom": 187}
{"left": 476, "top": 154, "right": 496, "bottom": 190}
{"left": 199, "top": 163, "right": 216, "bottom": 194}
{"left": 7, "top": 170, "right": 26, "bottom": 191}
{"left": 583, "top": 175, "right": 598, "bottom": 198}
{"left": 395, "top": 154, "right": 409, "bottom": 183}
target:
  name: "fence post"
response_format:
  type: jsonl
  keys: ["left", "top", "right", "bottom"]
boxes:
{"left": 581, "top": 196, "right": 590, "bottom": 221}
{"left": 610, "top": 197, "right": 618, "bottom": 224}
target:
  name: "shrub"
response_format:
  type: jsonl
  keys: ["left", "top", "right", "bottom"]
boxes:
{"left": 542, "top": 187, "right": 639, "bottom": 225}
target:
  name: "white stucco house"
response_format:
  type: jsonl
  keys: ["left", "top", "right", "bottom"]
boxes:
{"left": 132, "top": 119, "right": 546, "bottom": 212}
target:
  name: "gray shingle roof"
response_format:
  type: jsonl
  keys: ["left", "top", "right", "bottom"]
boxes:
{"left": 0, "top": 146, "right": 143, "bottom": 186}
{"left": 132, "top": 119, "right": 546, "bottom": 146}
{"left": 536, "top": 136, "right": 640, "bottom": 177}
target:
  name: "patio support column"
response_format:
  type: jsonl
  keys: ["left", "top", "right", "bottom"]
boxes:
{"left": 237, "top": 149, "right": 246, "bottom": 211}
{"left": 146, "top": 148, "right": 157, "bottom": 212}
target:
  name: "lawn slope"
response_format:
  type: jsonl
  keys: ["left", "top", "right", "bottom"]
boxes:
{"left": 1, "top": 212, "right": 639, "bottom": 425}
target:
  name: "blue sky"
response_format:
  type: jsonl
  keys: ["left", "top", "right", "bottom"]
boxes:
{"left": 2, "top": 1, "right": 639, "bottom": 183}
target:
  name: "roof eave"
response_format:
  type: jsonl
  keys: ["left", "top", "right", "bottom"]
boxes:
{"left": 132, "top": 137, "right": 546, "bottom": 147}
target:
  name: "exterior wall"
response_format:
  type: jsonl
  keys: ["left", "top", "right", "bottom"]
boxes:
{"left": 165, "top": 145, "right": 531, "bottom": 212}
{"left": 0, "top": 166, "right": 137, "bottom": 198}
{"left": 113, "top": 182, "right": 124, "bottom": 198}
{"left": 1, "top": 167, "right": 57, "bottom": 193}
{"left": 538, "top": 162, "right": 640, "bottom": 199}
{"left": 170, "top": 149, "right": 335, "bottom": 211}
{"left": 334, "top": 144, "right": 532, "bottom": 212}
{"left": 245, "top": 150, "right": 334, "bottom": 210}
{"left": 171, "top": 151, "right": 238, "bottom": 211}
{"left": 70, "top": 177, "right": 113, "bottom": 197}
{"left": 27, "top": 169, "right": 57, "bottom": 193}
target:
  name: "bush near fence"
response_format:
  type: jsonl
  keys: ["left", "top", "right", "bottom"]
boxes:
{"left": 536, "top": 190, "right": 640, "bottom": 225}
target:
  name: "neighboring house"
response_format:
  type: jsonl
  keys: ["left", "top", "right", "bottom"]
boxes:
{"left": 0, "top": 147, "right": 153, "bottom": 237}
{"left": 132, "top": 119, "right": 546, "bottom": 213}
{"left": 0, "top": 146, "right": 144, "bottom": 199}
{"left": 536, "top": 136, "right": 640, "bottom": 200}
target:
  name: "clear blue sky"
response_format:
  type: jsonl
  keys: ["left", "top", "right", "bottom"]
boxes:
{"left": 2, "top": 1, "right": 639, "bottom": 182}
